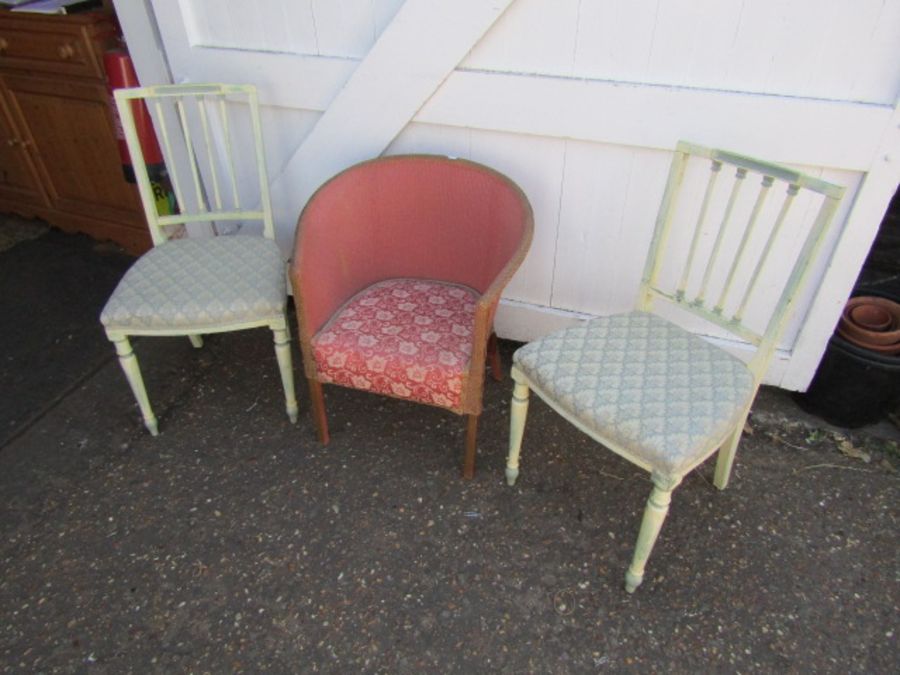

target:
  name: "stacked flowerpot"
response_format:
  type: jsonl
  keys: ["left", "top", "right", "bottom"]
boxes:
{"left": 797, "top": 290, "right": 900, "bottom": 428}
{"left": 837, "top": 296, "right": 900, "bottom": 355}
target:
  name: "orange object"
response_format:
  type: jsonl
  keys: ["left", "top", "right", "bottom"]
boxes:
{"left": 837, "top": 295, "right": 900, "bottom": 354}
{"left": 103, "top": 50, "right": 163, "bottom": 173}
{"left": 290, "top": 155, "right": 534, "bottom": 478}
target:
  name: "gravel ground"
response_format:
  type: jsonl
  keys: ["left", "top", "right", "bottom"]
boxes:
{"left": 1, "top": 331, "right": 897, "bottom": 673}
{"left": 1, "top": 230, "right": 897, "bottom": 673}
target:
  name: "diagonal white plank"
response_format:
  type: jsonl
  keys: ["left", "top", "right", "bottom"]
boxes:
{"left": 266, "top": 0, "right": 514, "bottom": 231}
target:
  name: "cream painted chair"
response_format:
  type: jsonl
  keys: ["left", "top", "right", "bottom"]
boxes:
{"left": 101, "top": 84, "right": 297, "bottom": 434}
{"left": 506, "top": 141, "right": 845, "bottom": 592}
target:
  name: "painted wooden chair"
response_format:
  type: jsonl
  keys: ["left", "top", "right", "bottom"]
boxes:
{"left": 506, "top": 141, "right": 845, "bottom": 592}
{"left": 290, "top": 155, "right": 533, "bottom": 478}
{"left": 101, "top": 84, "right": 298, "bottom": 434}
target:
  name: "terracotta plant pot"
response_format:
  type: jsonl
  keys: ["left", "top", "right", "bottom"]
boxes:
{"left": 836, "top": 296, "right": 900, "bottom": 354}
{"left": 848, "top": 303, "right": 892, "bottom": 331}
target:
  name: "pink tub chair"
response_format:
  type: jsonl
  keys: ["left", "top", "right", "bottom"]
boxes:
{"left": 290, "top": 155, "right": 533, "bottom": 478}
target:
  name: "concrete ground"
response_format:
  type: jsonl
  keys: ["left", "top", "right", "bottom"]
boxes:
{"left": 1, "top": 227, "right": 897, "bottom": 673}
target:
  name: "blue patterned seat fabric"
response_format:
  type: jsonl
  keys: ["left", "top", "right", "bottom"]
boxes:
{"left": 101, "top": 236, "right": 285, "bottom": 331}
{"left": 513, "top": 312, "right": 755, "bottom": 476}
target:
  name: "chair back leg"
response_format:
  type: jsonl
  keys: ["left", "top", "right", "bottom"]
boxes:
{"left": 110, "top": 335, "right": 158, "bottom": 435}
{"left": 713, "top": 416, "right": 748, "bottom": 490}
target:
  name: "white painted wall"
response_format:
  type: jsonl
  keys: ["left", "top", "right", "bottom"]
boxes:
{"left": 115, "top": 0, "right": 900, "bottom": 389}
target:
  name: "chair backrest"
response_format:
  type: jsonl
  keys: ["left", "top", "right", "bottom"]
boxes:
{"left": 294, "top": 154, "right": 534, "bottom": 337}
{"left": 114, "top": 83, "right": 275, "bottom": 246}
{"left": 640, "top": 141, "right": 845, "bottom": 380}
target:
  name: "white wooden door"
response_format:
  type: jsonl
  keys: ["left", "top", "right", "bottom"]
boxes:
{"left": 116, "top": 0, "right": 900, "bottom": 389}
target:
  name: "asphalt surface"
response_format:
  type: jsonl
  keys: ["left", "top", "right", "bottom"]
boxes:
{"left": 1, "top": 229, "right": 897, "bottom": 673}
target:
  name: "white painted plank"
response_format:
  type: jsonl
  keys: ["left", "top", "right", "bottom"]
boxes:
{"left": 679, "top": 1, "right": 750, "bottom": 92}
{"left": 311, "top": 0, "right": 379, "bottom": 58}
{"left": 462, "top": 0, "right": 580, "bottom": 77}
{"left": 494, "top": 299, "right": 586, "bottom": 342}
{"left": 249, "top": 2, "right": 294, "bottom": 54}
{"left": 372, "top": 0, "right": 404, "bottom": 37}
{"left": 552, "top": 143, "right": 671, "bottom": 314}
{"left": 180, "top": 0, "right": 254, "bottom": 50}
{"left": 279, "top": 1, "right": 319, "bottom": 55}
{"left": 164, "top": 46, "right": 893, "bottom": 172}
{"left": 846, "top": 0, "right": 900, "bottom": 104}
{"left": 467, "top": 130, "right": 566, "bottom": 307}
{"left": 267, "top": 0, "right": 515, "bottom": 234}
{"left": 463, "top": 0, "right": 897, "bottom": 104}
{"left": 384, "top": 122, "right": 471, "bottom": 160}
{"left": 159, "top": 47, "right": 355, "bottom": 110}
{"left": 416, "top": 70, "right": 894, "bottom": 171}
{"left": 113, "top": 0, "right": 173, "bottom": 87}
{"left": 573, "top": 0, "right": 660, "bottom": 84}
{"left": 757, "top": 0, "right": 835, "bottom": 99}
{"left": 782, "top": 103, "right": 900, "bottom": 390}
{"left": 182, "top": 0, "right": 315, "bottom": 54}
{"left": 642, "top": 0, "right": 706, "bottom": 89}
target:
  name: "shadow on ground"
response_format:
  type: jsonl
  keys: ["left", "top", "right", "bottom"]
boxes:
{"left": 0, "top": 228, "right": 132, "bottom": 447}
{"left": 1, "top": 230, "right": 897, "bottom": 672}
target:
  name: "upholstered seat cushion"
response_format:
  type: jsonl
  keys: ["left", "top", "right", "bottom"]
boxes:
{"left": 312, "top": 278, "right": 478, "bottom": 410}
{"left": 101, "top": 236, "right": 286, "bottom": 331}
{"left": 513, "top": 312, "right": 755, "bottom": 475}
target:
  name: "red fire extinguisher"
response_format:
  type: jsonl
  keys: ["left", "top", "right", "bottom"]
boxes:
{"left": 103, "top": 49, "right": 176, "bottom": 215}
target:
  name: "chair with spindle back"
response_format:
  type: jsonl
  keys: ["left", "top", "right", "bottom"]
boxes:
{"left": 101, "top": 84, "right": 297, "bottom": 434}
{"left": 506, "top": 141, "right": 845, "bottom": 592}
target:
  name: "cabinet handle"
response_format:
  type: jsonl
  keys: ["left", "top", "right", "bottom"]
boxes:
{"left": 57, "top": 43, "right": 75, "bottom": 60}
{"left": 0, "top": 37, "right": 9, "bottom": 54}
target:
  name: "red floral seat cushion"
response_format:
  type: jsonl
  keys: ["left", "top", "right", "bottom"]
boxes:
{"left": 312, "top": 278, "right": 478, "bottom": 410}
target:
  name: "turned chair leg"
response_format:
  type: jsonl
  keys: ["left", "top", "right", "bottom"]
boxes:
{"left": 713, "top": 407, "right": 752, "bottom": 490}
{"left": 487, "top": 332, "right": 502, "bottom": 382}
{"left": 462, "top": 414, "right": 479, "bottom": 479}
{"left": 110, "top": 335, "right": 158, "bottom": 435}
{"left": 272, "top": 326, "right": 299, "bottom": 423}
{"left": 506, "top": 375, "right": 530, "bottom": 486}
{"left": 625, "top": 474, "right": 682, "bottom": 593}
{"left": 308, "top": 378, "right": 330, "bottom": 444}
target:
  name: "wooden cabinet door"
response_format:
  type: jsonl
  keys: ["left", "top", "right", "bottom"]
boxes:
{"left": 0, "top": 88, "right": 47, "bottom": 208}
{"left": 2, "top": 74, "right": 143, "bottom": 227}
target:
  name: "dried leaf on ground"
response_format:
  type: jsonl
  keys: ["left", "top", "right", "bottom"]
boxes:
{"left": 838, "top": 439, "right": 871, "bottom": 464}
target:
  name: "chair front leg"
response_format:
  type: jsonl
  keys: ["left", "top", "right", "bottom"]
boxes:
{"left": 272, "top": 327, "right": 299, "bottom": 423}
{"left": 625, "top": 473, "right": 682, "bottom": 593}
{"left": 110, "top": 335, "right": 158, "bottom": 436}
{"left": 506, "top": 373, "right": 530, "bottom": 486}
